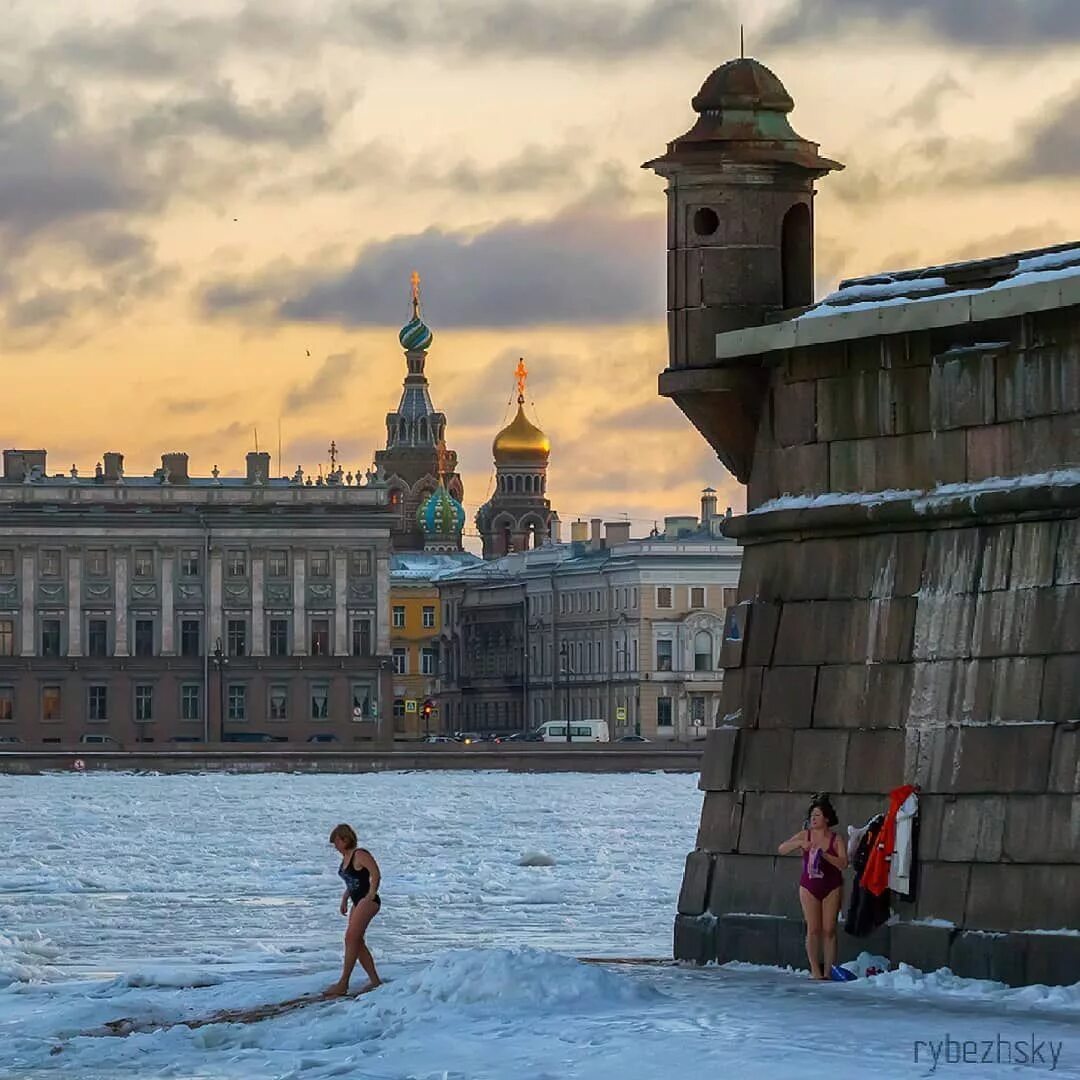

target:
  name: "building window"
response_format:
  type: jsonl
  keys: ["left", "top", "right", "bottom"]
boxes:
{"left": 421, "top": 647, "right": 437, "bottom": 676}
{"left": 392, "top": 606, "right": 405, "bottom": 629}
{"left": 42, "top": 685, "right": 61, "bottom": 721}
{"left": 269, "top": 685, "right": 288, "bottom": 720}
{"left": 268, "top": 549, "right": 289, "bottom": 577}
{"left": 690, "top": 696, "right": 706, "bottom": 724}
{"left": 227, "top": 550, "right": 247, "bottom": 578}
{"left": 180, "top": 619, "right": 201, "bottom": 657}
{"left": 88, "top": 685, "right": 108, "bottom": 722}
{"left": 0, "top": 619, "right": 13, "bottom": 657}
{"left": 227, "top": 684, "right": 247, "bottom": 721}
{"left": 444, "top": 602, "right": 451, "bottom": 625}
{"left": 691, "top": 587, "right": 705, "bottom": 609}
{"left": 422, "top": 605, "right": 436, "bottom": 629}
{"left": 352, "top": 683, "right": 373, "bottom": 721}
{"left": 310, "top": 683, "right": 329, "bottom": 720}
{"left": 393, "top": 698, "right": 405, "bottom": 732}
{"left": 657, "top": 697, "right": 673, "bottom": 727}
{"left": 694, "top": 631, "right": 714, "bottom": 672}
{"left": 181, "top": 684, "right": 201, "bottom": 721}
{"left": 41, "top": 619, "right": 61, "bottom": 658}
{"left": 656, "top": 587, "right": 673, "bottom": 609}
{"left": 656, "top": 639, "right": 673, "bottom": 672}
{"left": 134, "top": 619, "right": 154, "bottom": 657}
{"left": 180, "top": 549, "right": 201, "bottom": 577}
{"left": 392, "top": 648, "right": 407, "bottom": 675}
{"left": 351, "top": 618, "right": 371, "bottom": 657}
{"left": 134, "top": 549, "right": 154, "bottom": 578}
{"left": 0, "top": 549, "right": 13, "bottom": 576}
{"left": 135, "top": 684, "right": 154, "bottom": 722}
{"left": 351, "top": 550, "right": 371, "bottom": 576}
{"left": 310, "top": 618, "right": 330, "bottom": 656}
{"left": 227, "top": 619, "right": 247, "bottom": 657}
{"left": 87, "top": 619, "right": 108, "bottom": 657}
{"left": 41, "top": 550, "right": 62, "bottom": 578}
{"left": 86, "top": 549, "right": 108, "bottom": 577}
{"left": 269, "top": 619, "right": 289, "bottom": 657}
{"left": 310, "top": 550, "right": 330, "bottom": 578}
{"left": 723, "top": 587, "right": 738, "bottom": 608}
{"left": 0, "top": 686, "right": 12, "bottom": 721}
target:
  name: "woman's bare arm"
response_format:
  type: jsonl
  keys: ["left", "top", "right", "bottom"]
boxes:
{"left": 778, "top": 831, "right": 808, "bottom": 856}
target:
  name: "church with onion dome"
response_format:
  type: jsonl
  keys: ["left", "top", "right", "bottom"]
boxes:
{"left": 475, "top": 359, "right": 559, "bottom": 559}
{"left": 374, "top": 273, "right": 465, "bottom": 552}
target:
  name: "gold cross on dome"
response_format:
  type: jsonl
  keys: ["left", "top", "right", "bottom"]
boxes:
{"left": 515, "top": 357, "right": 528, "bottom": 400}
{"left": 410, "top": 271, "right": 421, "bottom": 316}
{"left": 328, "top": 440, "right": 338, "bottom": 469}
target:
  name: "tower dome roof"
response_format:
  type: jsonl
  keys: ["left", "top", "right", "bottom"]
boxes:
{"left": 691, "top": 58, "right": 794, "bottom": 114}
{"left": 417, "top": 481, "right": 465, "bottom": 537}
{"left": 493, "top": 404, "right": 550, "bottom": 464}
{"left": 399, "top": 314, "right": 433, "bottom": 352}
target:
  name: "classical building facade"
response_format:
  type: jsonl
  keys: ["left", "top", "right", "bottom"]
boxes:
{"left": 375, "top": 275, "right": 465, "bottom": 553}
{"left": 438, "top": 500, "right": 741, "bottom": 739}
{"left": 656, "top": 57, "right": 1080, "bottom": 984}
{"left": 476, "top": 360, "right": 558, "bottom": 558}
{"left": 0, "top": 449, "right": 395, "bottom": 746}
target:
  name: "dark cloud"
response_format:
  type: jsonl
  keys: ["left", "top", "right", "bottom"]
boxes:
{"left": 888, "top": 74, "right": 965, "bottom": 126}
{"left": 764, "top": 0, "right": 1080, "bottom": 49}
{"left": 989, "top": 84, "right": 1080, "bottom": 182}
{"left": 200, "top": 202, "right": 665, "bottom": 329}
{"left": 284, "top": 352, "right": 358, "bottom": 414}
{"left": 130, "top": 84, "right": 345, "bottom": 148}
{"left": 338, "top": 0, "right": 735, "bottom": 60}
{"left": 946, "top": 223, "right": 1065, "bottom": 262}
{"left": 163, "top": 396, "right": 217, "bottom": 416}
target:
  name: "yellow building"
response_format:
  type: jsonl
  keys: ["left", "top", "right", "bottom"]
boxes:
{"left": 389, "top": 553, "right": 480, "bottom": 737}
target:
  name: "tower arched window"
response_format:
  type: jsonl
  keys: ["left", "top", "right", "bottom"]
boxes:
{"left": 418, "top": 418, "right": 428, "bottom": 442}
{"left": 398, "top": 419, "right": 407, "bottom": 442}
{"left": 694, "top": 631, "right": 714, "bottom": 672}
{"left": 781, "top": 202, "right": 813, "bottom": 309}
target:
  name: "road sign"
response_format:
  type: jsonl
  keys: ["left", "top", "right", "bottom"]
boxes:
{"left": 405, "top": 699, "right": 418, "bottom": 713}
{"left": 616, "top": 706, "right": 627, "bottom": 721}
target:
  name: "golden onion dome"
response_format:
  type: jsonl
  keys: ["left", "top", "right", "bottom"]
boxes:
{"left": 493, "top": 400, "right": 550, "bottom": 464}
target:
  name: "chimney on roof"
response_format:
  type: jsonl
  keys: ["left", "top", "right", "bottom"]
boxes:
{"left": 3, "top": 449, "right": 46, "bottom": 482}
{"left": 103, "top": 452, "right": 124, "bottom": 481}
{"left": 246, "top": 451, "right": 271, "bottom": 484}
{"left": 161, "top": 452, "right": 189, "bottom": 484}
{"left": 590, "top": 517, "right": 603, "bottom": 551}
{"left": 605, "top": 521, "right": 632, "bottom": 546}
{"left": 570, "top": 519, "right": 589, "bottom": 543}
{"left": 701, "top": 486, "right": 718, "bottom": 527}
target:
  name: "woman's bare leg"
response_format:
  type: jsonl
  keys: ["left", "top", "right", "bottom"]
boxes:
{"left": 821, "top": 887, "right": 842, "bottom": 974}
{"left": 799, "top": 887, "right": 825, "bottom": 979}
{"left": 327, "top": 900, "right": 380, "bottom": 995}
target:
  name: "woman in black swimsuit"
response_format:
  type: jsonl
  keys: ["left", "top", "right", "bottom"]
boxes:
{"left": 327, "top": 823, "right": 382, "bottom": 996}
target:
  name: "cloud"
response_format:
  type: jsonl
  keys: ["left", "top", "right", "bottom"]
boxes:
{"left": 888, "top": 73, "right": 965, "bottom": 126}
{"left": 130, "top": 84, "right": 347, "bottom": 148}
{"left": 284, "top": 352, "right": 357, "bottom": 413}
{"left": 200, "top": 201, "right": 665, "bottom": 329}
{"left": 764, "top": 0, "right": 1080, "bottom": 50}
{"left": 337, "top": 0, "right": 735, "bottom": 60}
{"left": 988, "top": 84, "right": 1080, "bottom": 182}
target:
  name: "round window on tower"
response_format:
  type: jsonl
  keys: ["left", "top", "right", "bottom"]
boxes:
{"left": 693, "top": 207, "right": 719, "bottom": 237}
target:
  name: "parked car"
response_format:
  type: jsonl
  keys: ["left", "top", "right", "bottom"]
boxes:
{"left": 222, "top": 732, "right": 288, "bottom": 743}
{"left": 307, "top": 734, "right": 339, "bottom": 744}
{"left": 453, "top": 732, "right": 483, "bottom": 745}
{"left": 424, "top": 735, "right": 455, "bottom": 744}
{"left": 0, "top": 735, "right": 22, "bottom": 744}
{"left": 617, "top": 734, "right": 650, "bottom": 743}
{"left": 169, "top": 736, "right": 201, "bottom": 743}
{"left": 79, "top": 734, "right": 120, "bottom": 745}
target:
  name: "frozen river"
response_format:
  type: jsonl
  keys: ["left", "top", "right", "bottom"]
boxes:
{"left": 2, "top": 771, "right": 1078, "bottom": 1079}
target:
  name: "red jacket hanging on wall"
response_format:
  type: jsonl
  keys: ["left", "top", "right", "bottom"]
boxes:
{"left": 861, "top": 784, "right": 918, "bottom": 897}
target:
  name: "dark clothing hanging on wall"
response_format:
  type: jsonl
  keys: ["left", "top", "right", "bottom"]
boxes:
{"left": 844, "top": 814, "right": 891, "bottom": 938}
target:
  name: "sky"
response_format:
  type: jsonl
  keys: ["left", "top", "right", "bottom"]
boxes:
{"left": 3, "top": 0, "right": 1080, "bottom": 542}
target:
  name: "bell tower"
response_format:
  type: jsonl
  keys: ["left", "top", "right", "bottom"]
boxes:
{"left": 645, "top": 57, "right": 842, "bottom": 482}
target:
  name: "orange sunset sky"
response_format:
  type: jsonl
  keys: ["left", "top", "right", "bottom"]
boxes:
{"left": 3, "top": 0, "right": 1079, "bottom": 543}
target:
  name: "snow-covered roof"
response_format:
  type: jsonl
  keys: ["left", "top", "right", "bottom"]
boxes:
{"left": 715, "top": 240, "right": 1080, "bottom": 360}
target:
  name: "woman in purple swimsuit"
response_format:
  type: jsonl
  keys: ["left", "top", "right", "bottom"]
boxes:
{"left": 778, "top": 793, "right": 848, "bottom": 980}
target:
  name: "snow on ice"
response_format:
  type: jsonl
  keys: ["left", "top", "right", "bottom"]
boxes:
{"left": 2, "top": 771, "right": 1078, "bottom": 1079}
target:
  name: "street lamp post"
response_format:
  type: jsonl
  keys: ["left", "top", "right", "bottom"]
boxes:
{"left": 560, "top": 641, "right": 572, "bottom": 744}
{"left": 212, "top": 637, "right": 228, "bottom": 743}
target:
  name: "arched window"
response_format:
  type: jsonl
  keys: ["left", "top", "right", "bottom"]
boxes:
{"left": 694, "top": 631, "right": 713, "bottom": 672}
{"left": 398, "top": 419, "right": 407, "bottom": 442}
{"left": 501, "top": 525, "right": 512, "bottom": 553}
{"left": 781, "top": 202, "right": 813, "bottom": 309}
{"left": 418, "top": 418, "right": 428, "bottom": 442}
{"left": 524, "top": 475, "right": 532, "bottom": 493}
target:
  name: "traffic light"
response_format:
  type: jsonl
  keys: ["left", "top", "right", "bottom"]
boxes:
{"left": 421, "top": 699, "right": 434, "bottom": 720}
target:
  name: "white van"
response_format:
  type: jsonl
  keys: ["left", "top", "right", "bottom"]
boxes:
{"left": 533, "top": 720, "right": 610, "bottom": 743}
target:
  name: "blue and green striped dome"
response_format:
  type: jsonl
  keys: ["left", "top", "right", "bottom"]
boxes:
{"left": 417, "top": 482, "right": 465, "bottom": 537}
{"left": 399, "top": 314, "right": 433, "bottom": 352}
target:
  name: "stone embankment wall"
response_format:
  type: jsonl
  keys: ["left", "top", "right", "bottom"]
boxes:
{"left": 675, "top": 303, "right": 1080, "bottom": 986}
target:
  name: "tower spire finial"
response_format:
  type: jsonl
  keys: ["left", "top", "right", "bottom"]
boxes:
{"left": 436, "top": 438, "right": 449, "bottom": 483}
{"left": 740, "top": 24, "right": 745, "bottom": 58}
{"left": 409, "top": 270, "right": 421, "bottom": 319}
{"left": 514, "top": 357, "right": 528, "bottom": 404}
